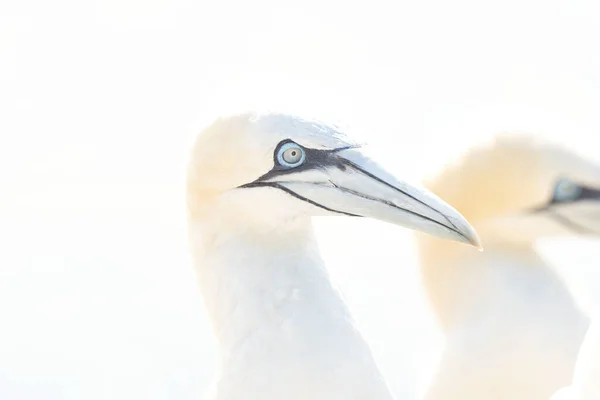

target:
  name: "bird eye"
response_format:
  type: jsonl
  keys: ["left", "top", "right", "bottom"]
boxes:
{"left": 553, "top": 178, "right": 582, "bottom": 202}
{"left": 276, "top": 142, "right": 306, "bottom": 168}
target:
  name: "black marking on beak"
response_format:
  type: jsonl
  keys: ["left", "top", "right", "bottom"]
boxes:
{"left": 331, "top": 184, "right": 473, "bottom": 244}
{"left": 239, "top": 181, "right": 360, "bottom": 217}
{"left": 237, "top": 140, "right": 362, "bottom": 216}
{"left": 337, "top": 157, "right": 465, "bottom": 237}
{"left": 238, "top": 141, "right": 471, "bottom": 240}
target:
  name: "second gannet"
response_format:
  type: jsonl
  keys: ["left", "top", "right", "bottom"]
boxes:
{"left": 549, "top": 187, "right": 600, "bottom": 400}
{"left": 550, "top": 321, "right": 600, "bottom": 400}
{"left": 185, "top": 112, "right": 480, "bottom": 400}
{"left": 417, "top": 134, "right": 600, "bottom": 400}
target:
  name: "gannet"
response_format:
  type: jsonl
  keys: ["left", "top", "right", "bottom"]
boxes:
{"left": 186, "top": 112, "right": 480, "bottom": 400}
{"left": 416, "top": 134, "right": 600, "bottom": 400}
{"left": 549, "top": 190, "right": 600, "bottom": 400}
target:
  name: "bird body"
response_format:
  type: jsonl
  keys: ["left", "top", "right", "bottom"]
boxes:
{"left": 570, "top": 319, "right": 600, "bottom": 399}
{"left": 418, "top": 134, "right": 600, "bottom": 400}
{"left": 186, "top": 112, "right": 479, "bottom": 400}
{"left": 421, "top": 248, "right": 587, "bottom": 400}
{"left": 550, "top": 264, "right": 600, "bottom": 400}
{"left": 549, "top": 321, "right": 600, "bottom": 400}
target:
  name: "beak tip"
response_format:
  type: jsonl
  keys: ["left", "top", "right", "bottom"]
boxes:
{"left": 462, "top": 232, "right": 483, "bottom": 251}
{"left": 447, "top": 215, "right": 483, "bottom": 251}
{"left": 467, "top": 230, "right": 483, "bottom": 251}
{"left": 465, "top": 222, "right": 483, "bottom": 251}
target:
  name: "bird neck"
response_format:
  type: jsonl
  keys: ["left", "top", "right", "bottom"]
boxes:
{"left": 418, "top": 233, "right": 561, "bottom": 331}
{"left": 188, "top": 216, "right": 360, "bottom": 356}
{"left": 187, "top": 216, "right": 396, "bottom": 400}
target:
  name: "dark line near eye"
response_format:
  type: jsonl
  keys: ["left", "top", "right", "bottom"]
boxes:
{"left": 239, "top": 181, "right": 361, "bottom": 217}
{"left": 546, "top": 209, "right": 595, "bottom": 235}
{"left": 338, "top": 158, "right": 464, "bottom": 235}
{"left": 526, "top": 201, "right": 557, "bottom": 214}
{"left": 330, "top": 185, "right": 471, "bottom": 243}
{"left": 252, "top": 145, "right": 347, "bottom": 183}
{"left": 241, "top": 145, "right": 468, "bottom": 240}
{"left": 579, "top": 186, "right": 600, "bottom": 201}
{"left": 530, "top": 181, "right": 600, "bottom": 233}
{"left": 548, "top": 197, "right": 580, "bottom": 206}
{"left": 329, "top": 144, "right": 362, "bottom": 153}
{"left": 548, "top": 181, "right": 600, "bottom": 205}
{"left": 529, "top": 183, "right": 600, "bottom": 213}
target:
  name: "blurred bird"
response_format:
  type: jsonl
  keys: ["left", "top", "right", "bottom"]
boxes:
{"left": 185, "top": 112, "right": 480, "bottom": 400}
{"left": 549, "top": 318, "right": 600, "bottom": 400}
{"left": 549, "top": 197, "right": 600, "bottom": 400}
{"left": 549, "top": 320, "right": 600, "bottom": 400}
{"left": 417, "top": 134, "right": 600, "bottom": 400}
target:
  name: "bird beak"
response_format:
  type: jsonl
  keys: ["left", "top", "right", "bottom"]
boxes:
{"left": 253, "top": 147, "right": 481, "bottom": 249}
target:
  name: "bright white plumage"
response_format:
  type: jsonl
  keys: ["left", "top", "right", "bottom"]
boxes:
{"left": 416, "top": 134, "right": 600, "bottom": 400}
{"left": 554, "top": 321, "right": 600, "bottom": 399}
{"left": 550, "top": 260, "right": 600, "bottom": 400}
{"left": 185, "top": 112, "right": 480, "bottom": 400}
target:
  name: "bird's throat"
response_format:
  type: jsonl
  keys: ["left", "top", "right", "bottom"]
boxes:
{"left": 188, "top": 219, "right": 360, "bottom": 358}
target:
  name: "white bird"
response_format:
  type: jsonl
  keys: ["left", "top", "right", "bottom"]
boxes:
{"left": 185, "top": 112, "right": 481, "bottom": 400}
{"left": 550, "top": 321, "right": 600, "bottom": 400}
{"left": 549, "top": 183, "right": 600, "bottom": 400}
{"left": 416, "top": 134, "right": 600, "bottom": 400}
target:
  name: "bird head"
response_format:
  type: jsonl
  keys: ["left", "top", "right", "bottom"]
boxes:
{"left": 421, "top": 134, "right": 600, "bottom": 248}
{"left": 186, "top": 112, "right": 480, "bottom": 247}
{"left": 415, "top": 133, "right": 600, "bottom": 331}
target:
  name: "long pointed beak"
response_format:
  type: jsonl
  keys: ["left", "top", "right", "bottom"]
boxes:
{"left": 263, "top": 148, "right": 482, "bottom": 249}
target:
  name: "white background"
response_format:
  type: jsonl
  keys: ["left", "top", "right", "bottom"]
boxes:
{"left": 1, "top": 0, "right": 600, "bottom": 398}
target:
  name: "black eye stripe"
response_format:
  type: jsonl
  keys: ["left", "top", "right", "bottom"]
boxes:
{"left": 243, "top": 139, "right": 351, "bottom": 184}
{"left": 545, "top": 181, "right": 600, "bottom": 233}
{"left": 529, "top": 180, "right": 600, "bottom": 217}
{"left": 271, "top": 139, "right": 353, "bottom": 162}
{"left": 248, "top": 139, "right": 347, "bottom": 182}
{"left": 578, "top": 186, "right": 600, "bottom": 200}
{"left": 237, "top": 138, "right": 360, "bottom": 193}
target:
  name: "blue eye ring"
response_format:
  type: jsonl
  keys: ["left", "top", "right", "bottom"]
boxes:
{"left": 553, "top": 178, "right": 582, "bottom": 202}
{"left": 276, "top": 142, "right": 306, "bottom": 168}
